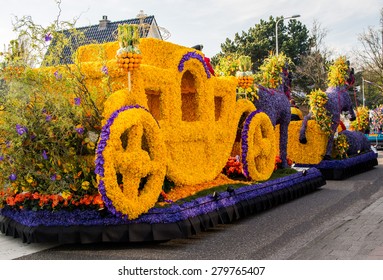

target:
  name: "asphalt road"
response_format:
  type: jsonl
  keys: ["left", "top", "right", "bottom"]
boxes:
{"left": 11, "top": 151, "right": 383, "bottom": 260}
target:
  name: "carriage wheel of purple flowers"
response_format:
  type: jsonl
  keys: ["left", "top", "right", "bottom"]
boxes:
{"left": 241, "top": 110, "right": 277, "bottom": 181}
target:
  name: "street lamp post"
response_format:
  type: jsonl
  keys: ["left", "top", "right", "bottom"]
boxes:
{"left": 275, "top": 14, "right": 301, "bottom": 56}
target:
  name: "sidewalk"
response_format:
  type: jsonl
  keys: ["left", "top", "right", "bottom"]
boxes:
{"left": 291, "top": 154, "right": 383, "bottom": 260}
{"left": 0, "top": 234, "right": 57, "bottom": 260}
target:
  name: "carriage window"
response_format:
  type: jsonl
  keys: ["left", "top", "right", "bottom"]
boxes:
{"left": 145, "top": 89, "right": 162, "bottom": 120}
{"left": 181, "top": 70, "right": 199, "bottom": 122}
{"left": 214, "top": 96, "right": 222, "bottom": 121}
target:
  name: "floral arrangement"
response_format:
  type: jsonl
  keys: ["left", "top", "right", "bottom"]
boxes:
{"left": 350, "top": 106, "right": 370, "bottom": 132}
{"left": 0, "top": 31, "right": 112, "bottom": 212}
{"left": 327, "top": 56, "right": 349, "bottom": 87}
{"left": 308, "top": 89, "right": 333, "bottom": 137}
{"left": 117, "top": 24, "right": 140, "bottom": 52}
{"left": 116, "top": 24, "right": 142, "bottom": 72}
{"left": 255, "top": 52, "right": 291, "bottom": 90}
{"left": 0, "top": 190, "right": 103, "bottom": 211}
{"left": 235, "top": 55, "right": 258, "bottom": 101}
{"left": 0, "top": 88, "right": 102, "bottom": 212}
{"left": 333, "top": 133, "right": 349, "bottom": 159}
{"left": 214, "top": 54, "right": 240, "bottom": 77}
{"left": 222, "top": 155, "right": 244, "bottom": 179}
{"left": 370, "top": 105, "right": 383, "bottom": 132}
{"left": 274, "top": 155, "right": 293, "bottom": 171}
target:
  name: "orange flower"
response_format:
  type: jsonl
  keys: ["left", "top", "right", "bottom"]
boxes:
{"left": 6, "top": 197, "right": 15, "bottom": 206}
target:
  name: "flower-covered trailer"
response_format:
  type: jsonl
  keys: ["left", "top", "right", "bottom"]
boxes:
{"left": 0, "top": 34, "right": 348, "bottom": 244}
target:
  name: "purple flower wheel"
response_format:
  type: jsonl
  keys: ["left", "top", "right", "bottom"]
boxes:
{"left": 241, "top": 110, "right": 276, "bottom": 181}
{"left": 95, "top": 106, "right": 167, "bottom": 219}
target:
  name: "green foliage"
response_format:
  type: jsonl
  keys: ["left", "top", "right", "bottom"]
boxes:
{"left": 213, "top": 16, "right": 310, "bottom": 72}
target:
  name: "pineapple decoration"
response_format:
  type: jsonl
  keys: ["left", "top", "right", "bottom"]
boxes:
{"left": 236, "top": 55, "right": 257, "bottom": 101}
{"left": 236, "top": 55, "right": 254, "bottom": 88}
{"left": 116, "top": 24, "right": 143, "bottom": 91}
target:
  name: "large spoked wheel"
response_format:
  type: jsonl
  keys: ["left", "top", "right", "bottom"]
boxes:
{"left": 241, "top": 110, "right": 276, "bottom": 181}
{"left": 96, "top": 105, "right": 166, "bottom": 219}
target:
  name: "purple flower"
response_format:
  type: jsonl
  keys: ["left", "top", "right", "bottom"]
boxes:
{"left": 45, "top": 114, "right": 52, "bottom": 122}
{"left": 9, "top": 173, "right": 17, "bottom": 181}
{"left": 16, "top": 124, "right": 28, "bottom": 136}
{"left": 74, "top": 97, "right": 81, "bottom": 106}
{"left": 42, "top": 150, "right": 48, "bottom": 160}
{"left": 54, "top": 70, "right": 62, "bottom": 80}
{"left": 76, "top": 126, "right": 84, "bottom": 135}
{"left": 50, "top": 174, "right": 57, "bottom": 181}
{"left": 45, "top": 33, "right": 52, "bottom": 42}
{"left": 178, "top": 52, "right": 211, "bottom": 78}
{"left": 101, "top": 65, "right": 109, "bottom": 75}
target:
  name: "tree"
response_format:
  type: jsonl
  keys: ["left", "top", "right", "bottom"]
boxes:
{"left": 354, "top": 7, "right": 383, "bottom": 107}
{"left": 295, "top": 20, "right": 333, "bottom": 94}
{"left": 211, "top": 16, "right": 311, "bottom": 72}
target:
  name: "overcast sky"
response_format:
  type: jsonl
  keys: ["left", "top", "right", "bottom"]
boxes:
{"left": 0, "top": 0, "right": 382, "bottom": 60}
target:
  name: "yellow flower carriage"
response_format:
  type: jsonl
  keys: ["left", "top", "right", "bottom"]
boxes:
{"left": 77, "top": 38, "right": 277, "bottom": 219}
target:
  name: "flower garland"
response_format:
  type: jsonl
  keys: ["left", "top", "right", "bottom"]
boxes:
{"left": 350, "top": 106, "right": 369, "bottom": 132}
{"left": 95, "top": 105, "right": 166, "bottom": 219}
{"left": 308, "top": 89, "right": 333, "bottom": 137}
{"left": 1, "top": 191, "right": 103, "bottom": 211}
{"left": 241, "top": 110, "right": 276, "bottom": 181}
{"left": 178, "top": 51, "right": 211, "bottom": 78}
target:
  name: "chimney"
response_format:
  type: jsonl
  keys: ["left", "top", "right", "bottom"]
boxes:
{"left": 99, "top": 15, "right": 110, "bottom": 30}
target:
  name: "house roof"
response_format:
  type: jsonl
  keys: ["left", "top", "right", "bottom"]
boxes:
{"left": 45, "top": 15, "right": 161, "bottom": 64}
{"left": 76, "top": 15, "right": 158, "bottom": 44}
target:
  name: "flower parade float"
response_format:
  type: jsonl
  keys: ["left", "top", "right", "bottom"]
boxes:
{"left": 0, "top": 28, "right": 325, "bottom": 244}
{"left": 291, "top": 57, "right": 378, "bottom": 179}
